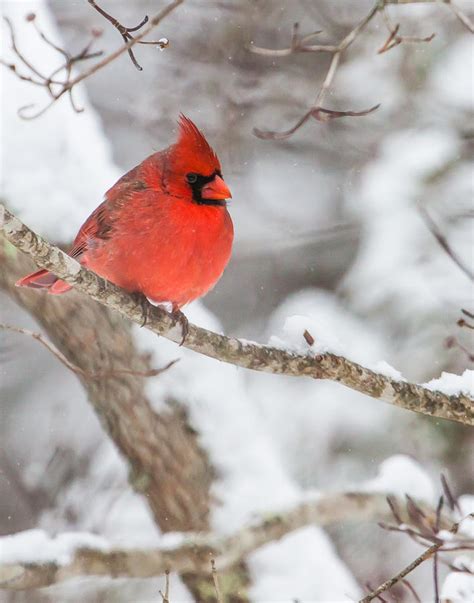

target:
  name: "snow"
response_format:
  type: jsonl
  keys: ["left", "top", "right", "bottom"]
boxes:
{"left": 267, "top": 289, "right": 384, "bottom": 365}
{"left": 248, "top": 527, "right": 359, "bottom": 602}
{"left": 361, "top": 455, "right": 436, "bottom": 503}
{"left": 0, "top": 529, "right": 109, "bottom": 565}
{"left": 371, "top": 360, "right": 406, "bottom": 381}
{"left": 429, "top": 35, "right": 474, "bottom": 110}
{"left": 269, "top": 314, "right": 346, "bottom": 356}
{"left": 424, "top": 370, "right": 474, "bottom": 397}
{"left": 133, "top": 303, "right": 303, "bottom": 532}
{"left": 458, "top": 496, "right": 474, "bottom": 539}
{"left": 341, "top": 119, "right": 474, "bottom": 379}
{"left": 441, "top": 570, "right": 474, "bottom": 603}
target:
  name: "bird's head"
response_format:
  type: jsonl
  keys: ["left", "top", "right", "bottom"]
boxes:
{"left": 165, "top": 115, "right": 232, "bottom": 207}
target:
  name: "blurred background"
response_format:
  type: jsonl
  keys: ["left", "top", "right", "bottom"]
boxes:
{"left": 1, "top": 0, "right": 473, "bottom": 601}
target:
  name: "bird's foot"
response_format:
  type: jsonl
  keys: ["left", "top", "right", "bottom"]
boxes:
{"left": 132, "top": 292, "right": 151, "bottom": 327}
{"left": 171, "top": 305, "right": 189, "bottom": 346}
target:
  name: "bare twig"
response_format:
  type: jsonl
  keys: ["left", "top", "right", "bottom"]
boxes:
{"left": 441, "top": 473, "right": 462, "bottom": 514}
{"left": 445, "top": 335, "right": 474, "bottom": 364}
{"left": 378, "top": 6, "right": 435, "bottom": 53}
{"left": 433, "top": 549, "right": 440, "bottom": 603}
{"left": 87, "top": 1, "right": 169, "bottom": 71}
{"left": 360, "top": 540, "right": 445, "bottom": 602}
{"left": 457, "top": 309, "right": 474, "bottom": 331}
{"left": 248, "top": 23, "right": 332, "bottom": 57}
{"left": 0, "top": 322, "right": 178, "bottom": 379}
{"left": 365, "top": 476, "right": 474, "bottom": 602}
{"left": 1, "top": 0, "right": 183, "bottom": 119}
{"left": 1, "top": 204, "right": 473, "bottom": 426}
{"left": 419, "top": 207, "right": 474, "bottom": 281}
{"left": 211, "top": 560, "right": 224, "bottom": 603}
{"left": 401, "top": 579, "right": 422, "bottom": 602}
{"left": 2, "top": 14, "right": 103, "bottom": 119}
{"left": 252, "top": 0, "right": 472, "bottom": 140}
{"left": 253, "top": 2, "right": 382, "bottom": 140}
{"left": 445, "top": 0, "right": 474, "bottom": 33}
{"left": 159, "top": 570, "right": 170, "bottom": 603}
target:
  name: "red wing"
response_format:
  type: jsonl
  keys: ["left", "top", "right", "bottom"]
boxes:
{"left": 69, "top": 200, "right": 114, "bottom": 259}
{"left": 70, "top": 167, "right": 148, "bottom": 259}
{"left": 16, "top": 171, "right": 147, "bottom": 293}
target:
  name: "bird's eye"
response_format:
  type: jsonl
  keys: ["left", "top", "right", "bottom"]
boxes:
{"left": 186, "top": 173, "right": 198, "bottom": 184}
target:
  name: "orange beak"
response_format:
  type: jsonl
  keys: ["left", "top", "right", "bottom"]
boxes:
{"left": 201, "top": 175, "right": 232, "bottom": 201}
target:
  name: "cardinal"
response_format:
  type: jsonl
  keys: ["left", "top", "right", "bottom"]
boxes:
{"left": 16, "top": 115, "right": 233, "bottom": 335}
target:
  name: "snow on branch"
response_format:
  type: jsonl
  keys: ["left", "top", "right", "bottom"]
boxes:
{"left": 1, "top": 203, "right": 473, "bottom": 426}
{"left": 0, "top": 491, "right": 448, "bottom": 591}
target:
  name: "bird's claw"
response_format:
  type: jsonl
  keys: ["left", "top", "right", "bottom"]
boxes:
{"left": 133, "top": 292, "right": 150, "bottom": 327}
{"left": 171, "top": 307, "right": 189, "bottom": 346}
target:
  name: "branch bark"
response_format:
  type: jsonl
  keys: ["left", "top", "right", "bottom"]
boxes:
{"left": 1, "top": 204, "right": 472, "bottom": 426}
{"left": 0, "top": 492, "right": 448, "bottom": 591}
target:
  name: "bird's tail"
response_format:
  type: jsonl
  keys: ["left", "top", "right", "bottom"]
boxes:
{"left": 15, "top": 269, "right": 72, "bottom": 295}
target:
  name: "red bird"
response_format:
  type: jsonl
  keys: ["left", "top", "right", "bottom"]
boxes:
{"left": 17, "top": 115, "right": 233, "bottom": 315}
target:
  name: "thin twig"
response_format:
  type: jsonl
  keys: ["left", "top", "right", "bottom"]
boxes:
{"left": 419, "top": 207, "right": 474, "bottom": 282}
{"left": 401, "top": 579, "right": 422, "bottom": 602}
{"left": 445, "top": 335, "right": 474, "bottom": 363}
{"left": 1, "top": 0, "right": 183, "bottom": 119}
{"left": 378, "top": 6, "right": 435, "bottom": 54}
{"left": 87, "top": 0, "right": 169, "bottom": 71}
{"left": 366, "top": 477, "right": 474, "bottom": 602}
{"left": 159, "top": 569, "right": 170, "bottom": 603}
{"left": 441, "top": 473, "right": 462, "bottom": 514}
{"left": 433, "top": 550, "right": 440, "bottom": 603}
{"left": 253, "top": 2, "right": 382, "bottom": 140}
{"left": 252, "top": 0, "right": 472, "bottom": 140}
{"left": 211, "top": 560, "right": 224, "bottom": 603}
{"left": 360, "top": 541, "right": 445, "bottom": 602}
{"left": 0, "top": 322, "right": 178, "bottom": 379}
{"left": 457, "top": 308, "right": 474, "bottom": 331}
{"left": 445, "top": 0, "right": 474, "bottom": 33}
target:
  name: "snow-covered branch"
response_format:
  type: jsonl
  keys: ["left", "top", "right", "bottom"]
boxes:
{"left": 0, "top": 491, "right": 446, "bottom": 591}
{"left": 1, "top": 204, "right": 472, "bottom": 426}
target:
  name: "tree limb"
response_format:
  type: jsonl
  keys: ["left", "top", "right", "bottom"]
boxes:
{"left": 251, "top": 0, "right": 472, "bottom": 139}
{"left": 1, "top": 0, "right": 184, "bottom": 119}
{"left": 0, "top": 492, "right": 448, "bottom": 591}
{"left": 1, "top": 204, "right": 472, "bottom": 426}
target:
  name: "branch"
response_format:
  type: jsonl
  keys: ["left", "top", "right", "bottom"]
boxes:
{"left": 87, "top": 0, "right": 169, "bottom": 71}
{"left": 419, "top": 207, "right": 474, "bottom": 282}
{"left": 361, "top": 516, "right": 471, "bottom": 602}
{"left": 1, "top": 204, "right": 472, "bottom": 426}
{"left": 378, "top": 6, "right": 435, "bottom": 54}
{"left": 0, "top": 321, "right": 179, "bottom": 379}
{"left": 362, "top": 475, "right": 474, "bottom": 601}
{"left": 1, "top": 0, "right": 183, "bottom": 119}
{"left": 251, "top": 0, "right": 473, "bottom": 140}
{"left": 361, "top": 541, "right": 443, "bottom": 602}
{"left": 253, "top": 2, "right": 382, "bottom": 139}
{"left": 0, "top": 491, "right": 447, "bottom": 590}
